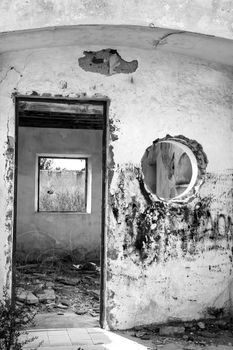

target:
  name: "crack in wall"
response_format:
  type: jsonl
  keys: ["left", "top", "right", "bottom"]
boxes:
{"left": 0, "top": 66, "right": 22, "bottom": 86}
{"left": 153, "top": 31, "right": 185, "bottom": 48}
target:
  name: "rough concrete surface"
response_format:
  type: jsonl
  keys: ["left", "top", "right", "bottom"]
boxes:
{"left": 0, "top": 42, "right": 232, "bottom": 330}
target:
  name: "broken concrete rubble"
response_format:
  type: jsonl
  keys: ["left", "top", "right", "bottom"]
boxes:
{"left": 17, "top": 289, "right": 39, "bottom": 305}
{"left": 127, "top": 318, "right": 233, "bottom": 348}
{"left": 15, "top": 260, "right": 100, "bottom": 325}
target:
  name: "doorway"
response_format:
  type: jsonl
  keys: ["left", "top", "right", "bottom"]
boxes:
{"left": 13, "top": 96, "right": 108, "bottom": 329}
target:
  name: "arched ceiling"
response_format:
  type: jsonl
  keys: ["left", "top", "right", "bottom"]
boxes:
{"left": 0, "top": 25, "right": 233, "bottom": 66}
{"left": 1, "top": 0, "right": 233, "bottom": 40}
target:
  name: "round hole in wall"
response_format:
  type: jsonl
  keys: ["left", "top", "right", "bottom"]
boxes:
{"left": 141, "top": 136, "right": 207, "bottom": 201}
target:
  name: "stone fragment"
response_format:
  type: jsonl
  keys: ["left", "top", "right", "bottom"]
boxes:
{"left": 135, "top": 331, "right": 147, "bottom": 338}
{"left": 55, "top": 303, "right": 68, "bottom": 309}
{"left": 159, "top": 326, "right": 185, "bottom": 336}
{"left": 197, "top": 321, "right": 205, "bottom": 329}
{"left": 81, "top": 262, "right": 98, "bottom": 271}
{"left": 36, "top": 289, "right": 55, "bottom": 302}
{"left": 46, "top": 281, "right": 54, "bottom": 288}
{"left": 60, "top": 299, "right": 70, "bottom": 306}
{"left": 17, "top": 289, "right": 39, "bottom": 305}
{"left": 75, "top": 307, "right": 88, "bottom": 315}
{"left": 140, "top": 334, "right": 151, "bottom": 340}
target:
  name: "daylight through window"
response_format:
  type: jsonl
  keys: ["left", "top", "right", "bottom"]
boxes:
{"left": 38, "top": 157, "right": 87, "bottom": 212}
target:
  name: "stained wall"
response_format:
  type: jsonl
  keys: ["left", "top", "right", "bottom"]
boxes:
{"left": 0, "top": 43, "right": 232, "bottom": 328}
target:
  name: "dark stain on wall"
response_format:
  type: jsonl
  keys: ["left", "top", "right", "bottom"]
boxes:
{"left": 110, "top": 163, "right": 233, "bottom": 266}
{"left": 4, "top": 135, "right": 15, "bottom": 289}
{"left": 108, "top": 116, "right": 120, "bottom": 188}
{"left": 109, "top": 117, "right": 120, "bottom": 142}
{"left": 78, "top": 49, "right": 138, "bottom": 76}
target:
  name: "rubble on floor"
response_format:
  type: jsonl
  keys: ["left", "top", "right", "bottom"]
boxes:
{"left": 121, "top": 317, "right": 233, "bottom": 348}
{"left": 15, "top": 260, "right": 100, "bottom": 321}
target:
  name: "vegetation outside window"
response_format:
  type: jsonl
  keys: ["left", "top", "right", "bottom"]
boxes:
{"left": 38, "top": 157, "right": 87, "bottom": 212}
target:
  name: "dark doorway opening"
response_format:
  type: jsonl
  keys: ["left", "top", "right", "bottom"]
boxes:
{"left": 13, "top": 95, "right": 108, "bottom": 329}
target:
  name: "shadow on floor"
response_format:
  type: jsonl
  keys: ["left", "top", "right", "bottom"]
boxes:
{"left": 33, "top": 312, "right": 99, "bottom": 329}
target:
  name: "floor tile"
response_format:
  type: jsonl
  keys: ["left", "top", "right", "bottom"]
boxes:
{"left": 47, "top": 333, "right": 72, "bottom": 346}
{"left": 90, "top": 333, "right": 112, "bottom": 345}
{"left": 67, "top": 329, "right": 91, "bottom": 339}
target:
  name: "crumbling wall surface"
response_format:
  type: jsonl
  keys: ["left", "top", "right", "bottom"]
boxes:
{"left": 0, "top": 0, "right": 233, "bottom": 40}
{"left": 108, "top": 166, "right": 233, "bottom": 329}
{"left": 0, "top": 80, "right": 16, "bottom": 297}
{"left": 0, "top": 44, "right": 232, "bottom": 326}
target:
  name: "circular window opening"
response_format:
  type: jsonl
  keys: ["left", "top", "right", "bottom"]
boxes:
{"left": 141, "top": 136, "right": 207, "bottom": 201}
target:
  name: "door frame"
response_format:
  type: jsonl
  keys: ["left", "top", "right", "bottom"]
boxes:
{"left": 12, "top": 95, "right": 109, "bottom": 328}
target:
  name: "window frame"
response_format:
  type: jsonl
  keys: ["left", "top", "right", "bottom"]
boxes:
{"left": 36, "top": 154, "right": 92, "bottom": 214}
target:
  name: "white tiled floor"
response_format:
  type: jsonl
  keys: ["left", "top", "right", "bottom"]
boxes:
{"left": 22, "top": 327, "right": 148, "bottom": 349}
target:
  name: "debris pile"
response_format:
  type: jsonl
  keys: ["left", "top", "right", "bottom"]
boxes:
{"left": 123, "top": 317, "right": 233, "bottom": 348}
{"left": 15, "top": 261, "right": 100, "bottom": 319}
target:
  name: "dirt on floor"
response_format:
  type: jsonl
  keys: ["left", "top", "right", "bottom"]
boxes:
{"left": 15, "top": 260, "right": 100, "bottom": 325}
{"left": 120, "top": 317, "right": 233, "bottom": 349}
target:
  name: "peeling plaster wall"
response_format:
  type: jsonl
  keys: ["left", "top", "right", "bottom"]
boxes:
{"left": 0, "top": 44, "right": 233, "bottom": 327}
{"left": 1, "top": 0, "right": 233, "bottom": 40}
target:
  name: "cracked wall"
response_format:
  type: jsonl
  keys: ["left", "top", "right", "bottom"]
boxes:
{"left": 0, "top": 44, "right": 233, "bottom": 328}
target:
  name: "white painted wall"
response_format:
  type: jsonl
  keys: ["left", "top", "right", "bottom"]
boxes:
{"left": 0, "top": 0, "right": 233, "bottom": 40}
{"left": 0, "top": 43, "right": 232, "bottom": 327}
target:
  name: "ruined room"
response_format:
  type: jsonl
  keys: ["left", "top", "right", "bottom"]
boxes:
{"left": 0, "top": 1, "right": 233, "bottom": 349}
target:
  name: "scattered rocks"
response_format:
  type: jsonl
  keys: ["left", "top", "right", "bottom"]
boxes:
{"left": 16, "top": 260, "right": 100, "bottom": 319}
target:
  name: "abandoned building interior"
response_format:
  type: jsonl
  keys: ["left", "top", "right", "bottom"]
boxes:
{"left": 0, "top": 0, "right": 233, "bottom": 349}
{"left": 14, "top": 98, "right": 106, "bottom": 328}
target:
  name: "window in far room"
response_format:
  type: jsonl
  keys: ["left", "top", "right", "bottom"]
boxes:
{"left": 38, "top": 156, "right": 87, "bottom": 212}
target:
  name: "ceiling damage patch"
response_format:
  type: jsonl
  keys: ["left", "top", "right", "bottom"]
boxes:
{"left": 78, "top": 48, "right": 138, "bottom": 76}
